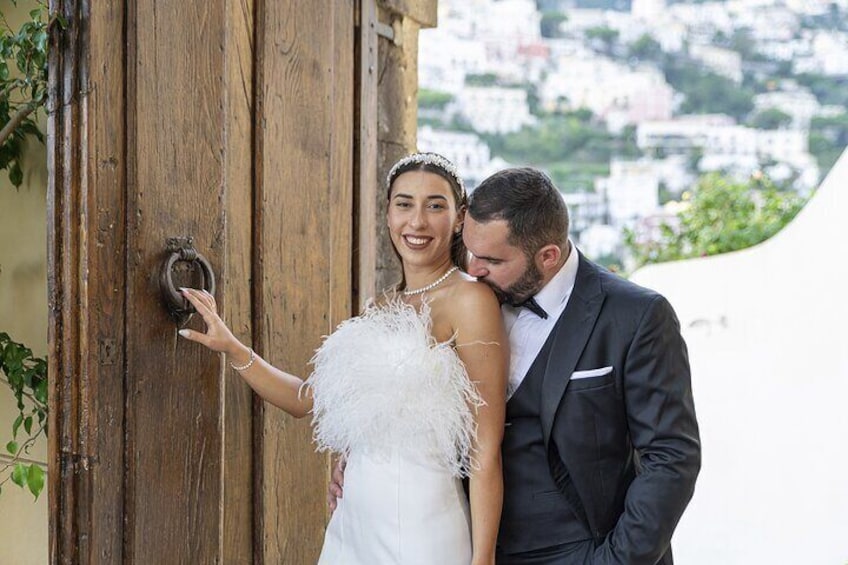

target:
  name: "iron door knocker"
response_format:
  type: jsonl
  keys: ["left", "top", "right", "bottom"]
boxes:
{"left": 159, "top": 237, "right": 216, "bottom": 326}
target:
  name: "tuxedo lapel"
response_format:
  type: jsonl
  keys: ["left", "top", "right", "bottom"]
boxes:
{"left": 540, "top": 253, "right": 605, "bottom": 447}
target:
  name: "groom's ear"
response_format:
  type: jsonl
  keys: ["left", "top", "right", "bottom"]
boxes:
{"left": 536, "top": 244, "right": 562, "bottom": 272}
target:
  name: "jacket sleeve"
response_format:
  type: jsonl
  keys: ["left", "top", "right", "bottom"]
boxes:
{"left": 593, "top": 294, "right": 701, "bottom": 564}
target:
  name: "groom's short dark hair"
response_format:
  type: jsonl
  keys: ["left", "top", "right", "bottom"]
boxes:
{"left": 468, "top": 167, "right": 569, "bottom": 256}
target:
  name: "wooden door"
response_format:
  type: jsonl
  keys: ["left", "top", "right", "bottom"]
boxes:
{"left": 48, "top": 1, "right": 357, "bottom": 563}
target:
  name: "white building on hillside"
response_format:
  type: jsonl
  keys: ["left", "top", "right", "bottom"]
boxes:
{"left": 456, "top": 86, "right": 536, "bottom": 134}
{"left": 733, "top": 4, "right": 798, "bottom": 42}
{"left": 689, "top": 44, "right": 743, "bottom": 83}
{"left": 438, "top": 0, "right": 541, "bottom": 56}
{"left": 577, "top": 224, "right": 621, "bottom": 259}
{"left": 810, "top": 31, "right": 848, "bottom": 76}
{"left": 667, "top": 2, "right": 734, "bottom": 35}
{"left": 631, "top": 0, "right": 667, "bottom": 21}
{"left": 541, "top": 57, "right": 674, "bottom": 130}
{"left": 417, "top": 126, "right": 507, "bottom": 188}
{"left": 605, "top": 69, "right": 676, "bottom": 132}
{"left": 595, "top": 160, "right": 661, "bottom": 226}
{"left": 418, "top": 33, "right": 487, "bottom": 94}
{"left": 638, "top": 116, "right": 819, "bottom": 189}
{"left": 473, "top": 0, "right": 541, "bottom": 47}
{"left": 757, "top": 38, "right": 811, "bottom": 62}
{"left": 637, "top": 114, "right": 737, "bottom": 152}
{"left": 753, "top": 89, "right": 820, "bottom": 129}
{"left": 563, "top": 190, "right": 607, "bottom": 236}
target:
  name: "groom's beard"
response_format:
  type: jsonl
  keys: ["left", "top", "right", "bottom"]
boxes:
{"left": 487, "top": 260, "right": 544, "bottom": 307}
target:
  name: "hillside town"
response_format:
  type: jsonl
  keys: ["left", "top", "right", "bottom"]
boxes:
{"left": 417, "top": 0, "right": 848, "bottom": 268}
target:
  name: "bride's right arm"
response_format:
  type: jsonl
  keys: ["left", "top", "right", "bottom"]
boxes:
{"left": 178, "top": 287, "right": 313, "bottom": 418}
{"left": 451, "top": 282, "right": 508, "bottom": 565}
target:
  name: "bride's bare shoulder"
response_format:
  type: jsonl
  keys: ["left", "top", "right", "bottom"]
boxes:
{"left": 442, "top": 274, "right": 504, "bottom": 345}
{"left": 447, "top": 275, "right": 500, "bottom": 315}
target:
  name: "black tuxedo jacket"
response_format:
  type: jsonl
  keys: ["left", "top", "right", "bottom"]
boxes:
{"left": 540, "top": 252, "right": 700, "bottom": 564}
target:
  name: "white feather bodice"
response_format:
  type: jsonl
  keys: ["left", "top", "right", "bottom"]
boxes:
{"left": 304, "top": 300, "right": 482, "bottom": 477}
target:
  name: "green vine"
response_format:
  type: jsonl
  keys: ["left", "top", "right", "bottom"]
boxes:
{"left": 0, "top": 0, "right": 58, "bottom": 499}
{"left": 0, "top": 333, "right": 47, "bottom": 498}
{"left": 1, "top": 0, "right": 52, "bottom": 187}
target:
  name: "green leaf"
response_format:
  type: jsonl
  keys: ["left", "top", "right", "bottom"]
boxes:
{"left": 35, "top": 379, "right": 48, "bottom": 404}
{"left": 6, "top": 441, "right": 18, "bottom": 454}
{"left": 9, "top": 161, "right": 23, "bottom": 187}
{"left": 11, "top": 463, "right": 27, "bottom": 488}
{"left": 12, "top": 414, "right": 23, "bottom": 438}
{"left": 24, "top": 416, "right": 33, "bottom": 434}
{"left": 27, "top": 464, "right": 45, "bottom": 499}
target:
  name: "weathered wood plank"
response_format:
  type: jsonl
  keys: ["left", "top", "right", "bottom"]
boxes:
{"left": 82, "top": 1, "right": 128, "bottom": 562}
{"left": 125, "top": 2, "right": 228, "bottom": 561}
{"left": 356, "top": 0, "right": 380, "bottom": 307}
{"left": 222, "top": 0, "right": 256, "bottom": 561}
{"left": 251, "top": 0, "right": 268, "bottom": 560}
{"left": 255, "top": 1, "right": 354, "bottom": 561}
{"left": 47, "top": 2, "right": 86, "bottom": 563}
{"left": 330, "top": 2, "right": 355, "bottom": 328}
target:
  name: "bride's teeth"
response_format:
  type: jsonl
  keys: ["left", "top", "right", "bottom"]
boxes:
{"left": 407, "top": 236, "right": 428, "bottom": 245}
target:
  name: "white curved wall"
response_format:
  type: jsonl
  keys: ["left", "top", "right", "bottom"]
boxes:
{"left": 631, "top": 152, "right": 848, "bottom": 564}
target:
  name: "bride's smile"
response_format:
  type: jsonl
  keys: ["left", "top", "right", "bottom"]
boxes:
{"left": 402, "top": 234, "right": 433, "bottom": 249}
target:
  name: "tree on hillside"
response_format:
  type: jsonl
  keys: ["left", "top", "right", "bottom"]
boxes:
{"left": 748, "top": 108, "right": 792, "bottom": 130}
{"left": 728, "top": 28, "right": 757, "bottom": 59}
{"left": 809, "top": 113, "right": 848, "bottom": 176}
{"left": 486, "top": 113, "right": 613, "bottom": 164}
{"left": 585, "top": 26, "right": 619, "bottom": 55}
{"left": 795, "top": 73, "right": 848, "bottom": 108}
{"left": 465, "top": 73, "right": 499, "bottom": 87}
{"left": 418, "top": 89, "right": 453, "bottom": 110}
{"left": 628, "top": 34, "right": 663, "bottom": 61}
{"left": 540, "top": 11, "right": 568, "bottom": 38}
{"left": 624, "top": 173, "right": 807, "bottom": 268}
{"left": 662, "top": 57, "right": 755, "bottom": 120}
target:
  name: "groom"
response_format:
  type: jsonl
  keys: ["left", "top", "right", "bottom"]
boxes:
{"left": 461, "top": 167, "right": 700, "bottom": 564}
{"left": 330, "top": 167, "right": 701, "bottom": 563}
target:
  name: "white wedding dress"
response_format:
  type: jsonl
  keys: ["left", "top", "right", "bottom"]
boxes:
{"left": 305, "top": 301, "right": 482, "bottom": 564}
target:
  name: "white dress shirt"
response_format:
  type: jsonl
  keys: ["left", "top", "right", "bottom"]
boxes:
{"left": 502, "top": 244, "right": 579, "bottom": 398}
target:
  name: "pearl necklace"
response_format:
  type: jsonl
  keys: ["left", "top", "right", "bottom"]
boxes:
{"left": 402, "top": 266, "right": 459, "bottom": 296}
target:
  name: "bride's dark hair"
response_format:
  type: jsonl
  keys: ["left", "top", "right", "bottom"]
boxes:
{"left": 386, "top": 153, "right": 468, "bottom": 290}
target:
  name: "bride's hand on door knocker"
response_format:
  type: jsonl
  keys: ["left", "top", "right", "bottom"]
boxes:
{"left": 177, "top": 288, "right": 244, "bottom": 360}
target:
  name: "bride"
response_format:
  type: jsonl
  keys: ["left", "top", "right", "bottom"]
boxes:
{"left": 179, "top": 152, "right": 508, "bottom": 564}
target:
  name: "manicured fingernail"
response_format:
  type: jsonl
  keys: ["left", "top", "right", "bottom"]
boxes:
{"left": 178, "top": 329, "right": 190, "bottom": 337}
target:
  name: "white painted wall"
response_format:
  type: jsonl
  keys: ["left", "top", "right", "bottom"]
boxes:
{"left": 631, "top": 150, "right": 848, "bottom": 564}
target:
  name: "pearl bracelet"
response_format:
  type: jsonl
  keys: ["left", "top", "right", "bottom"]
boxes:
{"left": 229, "top": 348, "right": 256, "bottom": 372}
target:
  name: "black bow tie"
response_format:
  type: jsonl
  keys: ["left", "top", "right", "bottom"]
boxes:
{"left": 516, "top": 296, "right": 548, "bottom": 319}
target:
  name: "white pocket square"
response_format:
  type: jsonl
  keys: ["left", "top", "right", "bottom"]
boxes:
{"left": 570, "top": 366, "right": 613, "bottom": 380}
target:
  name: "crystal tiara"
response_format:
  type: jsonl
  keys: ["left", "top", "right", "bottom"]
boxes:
{"left": 387, "top": 152, "right": 466, "bottom": 197}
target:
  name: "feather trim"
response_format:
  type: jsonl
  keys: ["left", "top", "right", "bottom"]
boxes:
{"left": 304, "top": 299, "right": 483, "bottom": 477}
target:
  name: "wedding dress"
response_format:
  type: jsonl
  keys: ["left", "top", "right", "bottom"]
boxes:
{"left": 305, "top": 301, "right": 482, "bottom": 564}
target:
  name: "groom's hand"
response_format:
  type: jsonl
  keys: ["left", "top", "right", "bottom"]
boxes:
{"left": 327, "top": 457, "right": 346, "bottom": 512}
